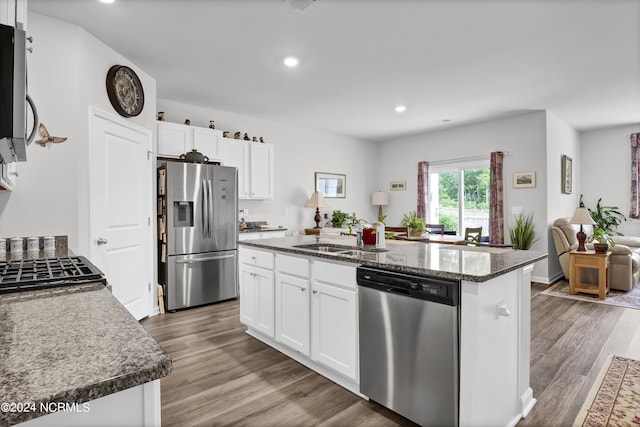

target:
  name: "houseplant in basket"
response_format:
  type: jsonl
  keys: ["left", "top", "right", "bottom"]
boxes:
{"left": 401, "top": 212, "right": 426, "bottom": 237}
{"left": 587, "top": 228, "right": 615, "bottom": 254}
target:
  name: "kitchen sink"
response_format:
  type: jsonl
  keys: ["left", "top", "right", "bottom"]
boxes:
{"left": 293, "top": 243, "right": 386, "bottom": 254}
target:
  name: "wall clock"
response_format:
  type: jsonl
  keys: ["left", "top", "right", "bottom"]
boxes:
{"left": 105, "top": 65, "right": 145, "bottom": 117}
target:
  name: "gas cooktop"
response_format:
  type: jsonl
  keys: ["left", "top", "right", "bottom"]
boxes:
{"left": 0, "top": 256, "right": 107, "bottom": 294}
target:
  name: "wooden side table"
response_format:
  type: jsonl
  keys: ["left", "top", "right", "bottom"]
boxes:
{"left": 569, "top": 250, "right": 611, "bottom": 300}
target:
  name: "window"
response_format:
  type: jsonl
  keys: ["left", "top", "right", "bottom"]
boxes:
{"left": 429, "top": 160, "right": 490, "bottom": 236}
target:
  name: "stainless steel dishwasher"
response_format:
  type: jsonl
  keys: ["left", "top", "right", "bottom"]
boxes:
{"left": 358, "top": 267, "right": 460, "bottom": 426}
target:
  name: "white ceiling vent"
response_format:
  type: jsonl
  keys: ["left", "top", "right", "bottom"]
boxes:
{"left": 283, "top": 0, "right": 316, "bottom": 12}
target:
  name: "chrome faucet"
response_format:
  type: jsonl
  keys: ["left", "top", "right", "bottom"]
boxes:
{"left": 356, "top": 224, "right": 363, "bottom": 247}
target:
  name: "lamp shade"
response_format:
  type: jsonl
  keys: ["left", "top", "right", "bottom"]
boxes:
{"left": 304, "top": 191, "right": 329, "bottom": 208}
{"left": 570, "top": 207, "right": 595, "bottom": 225}
{"left": 371, "top": 191, "right": 390, "bottom": 206}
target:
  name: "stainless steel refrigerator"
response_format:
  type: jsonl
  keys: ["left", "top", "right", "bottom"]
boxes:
{"left": 160, "top": 161, "right": 238, "bottom": 310}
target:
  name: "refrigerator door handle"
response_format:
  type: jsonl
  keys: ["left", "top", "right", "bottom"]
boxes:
{"left": 176, "top": 254, "right": 236, "bottom": 264}
{"left": 202, "top": 179, "right": 209, "bottom": 238}
{"left": 208, "top": 179, "right": 214, "bottom": 238}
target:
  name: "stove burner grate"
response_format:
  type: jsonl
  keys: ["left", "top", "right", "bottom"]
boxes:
{"left": 0, "top": 256, "right": 107, "bottom": 294}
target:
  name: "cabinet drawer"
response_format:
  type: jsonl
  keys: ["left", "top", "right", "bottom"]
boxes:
{"left": 240, "top": 247, "right": 274, "bottom": 270}
{"left": 312, "top": 260, "right": 356, "bottom": 290}
{"left": 276, "top": 254, "right": 310, "bottom": 277}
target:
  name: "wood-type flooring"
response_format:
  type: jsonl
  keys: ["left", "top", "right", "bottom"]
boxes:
{"left": 141, "top": 283, "right": 640, "bottom": 427}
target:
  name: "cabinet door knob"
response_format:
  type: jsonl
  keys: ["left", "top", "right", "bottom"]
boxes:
{"left": 96, "top": 237, "right": 108, "bottom": 245}
{"left": 496, "top": 301, "right": 511, "bottom": 318}
{"left": 10, "top": 171, "right": 18, "bottom": 177}
{"left": 312, "top": 290, "right": 318, "bottom": 294}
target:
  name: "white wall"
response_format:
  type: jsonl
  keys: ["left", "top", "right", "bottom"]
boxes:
{"left": 581, "top": 124, "right": 640, "bottom": 237}
{"left": 157, "top": 100, "right": 379, "bottom": 231}
{"left": 545, "top": 111, "right": 581, "bottom": 281}
{"left": 0, "top": 12, "right": 156, "bottom": 254}
{"left": 377, "top": 111, "right": 550, "bottom": 280}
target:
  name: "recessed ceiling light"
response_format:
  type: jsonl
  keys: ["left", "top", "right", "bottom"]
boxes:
{"left": 395, "top": 105, "right": 406, "bottom": 113}
{"left": 99, "top": 0, "right": 115, "bottom": 3}
{"left": 283, "top": 57, "right": 299, "bottom": 67}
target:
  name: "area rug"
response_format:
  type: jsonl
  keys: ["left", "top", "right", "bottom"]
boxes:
{"left": 540, "top": 280, "right": 640, "bottom": 310}
{"left": 574, "top": 355, "right": 640, "bottom": 426}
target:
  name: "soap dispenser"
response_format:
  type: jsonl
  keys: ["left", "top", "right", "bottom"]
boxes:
{"left": 375, "top": 221, "right": 385, "bottom": 249}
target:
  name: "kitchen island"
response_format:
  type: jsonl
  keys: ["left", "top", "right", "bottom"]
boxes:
{"left": 238, "top": 235, "right": 547, "bottom": 427}
{"left": 0, "top": 283, "right": 172, "bottom": 427}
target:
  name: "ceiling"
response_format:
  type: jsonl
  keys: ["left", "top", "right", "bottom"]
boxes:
{"left": 28, "top": 0, "right": 640, "bottom": 142}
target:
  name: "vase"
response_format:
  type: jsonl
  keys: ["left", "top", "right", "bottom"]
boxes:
{"left": 409, "top": 229, "right": 423, "bottom": 237}
{"left": 593, "top": 243, "right": 608, "bottom": 254}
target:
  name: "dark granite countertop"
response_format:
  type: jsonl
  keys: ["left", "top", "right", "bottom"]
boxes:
{"left": 239, "top": 235, "right": 547, "bottom": 282}
{"left": 0, "top": 284, "right": 172, "bottom": 426}
{"left": 239, "top": 227, "right": 287, "bottom": 233}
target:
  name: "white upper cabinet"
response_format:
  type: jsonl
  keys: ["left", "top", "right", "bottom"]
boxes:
{"left": 157, "top": 121, "right": 222, "bottom": 161}
{"left": 0, "top": 162, "right": 17, "bottom": 191}
{"left": 221, "top": 138, "right": 273, "bottom": 200}
{"left": 1, "top": 0, "right": 27, "bottom": 28}
{"left": 249, "top": 142, "right": 273, "bottom": 199}
{"left": 221, "top": 139, "right": 249, "bottom": 198}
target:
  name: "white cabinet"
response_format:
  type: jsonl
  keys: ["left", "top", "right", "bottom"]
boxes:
{"left": 275, "top": 254, "right": 310, "bottom": 355}
{"left": 311, "top": 261, "right": 358, "bottom": 381}
{"left": 0, "top": 161, "right": 17, "bottom": 190}
{"left": 239, "top": 246, "right": 359, "bottom": 391}
{"left": 157, "top": 121, "right": 222, "bottom": 161}
{"left": 221, "top": 138, "right": 273, "bottom": 200}
{"left": 249, "top": 142, "right": 273, "bottom": 199}
{"left": 459, "top": 268, "right": 522, "bottom": 426}
{"left": 239, "top": 248, "right": 275, "bottom": 338}
{"left": 222, "top": 139, "right": 249, "bottom": 198}
{"left": 1, "top": 0, "right": 27, "bottom": 28}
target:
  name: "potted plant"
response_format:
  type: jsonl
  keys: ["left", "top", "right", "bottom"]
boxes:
{"left": 508, "top": 212, "right": 539, "bottom": 250}
{"left": 401, "top": 212, "right": 426, "bottom": 237}
{"left": 588, "top": 228, "right": 615, "bottom": 253}
{"left": 580, "top": 195, "right": 627, "bottom": 235}
{"left": 330, "top": 210, "right": 350, "bottom": 228}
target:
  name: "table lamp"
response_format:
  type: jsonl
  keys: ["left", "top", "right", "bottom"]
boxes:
{"left": 570, "top": 207, "right": 595, "bottom": 252}
{"left": 371, "top": 191, "right": 390, "bottom": 219}
{"left": 305, "top": 191, "right": 329, "bottom": 228}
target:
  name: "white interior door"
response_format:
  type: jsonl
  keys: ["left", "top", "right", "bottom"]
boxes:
{"left": 90, "top": 108, "right": 152, "bottom": 320}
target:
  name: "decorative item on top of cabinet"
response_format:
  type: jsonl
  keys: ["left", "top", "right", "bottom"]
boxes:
{"left": 184, "top": 119, "right": 191, "bottom": 125}
{"left": 223, "top": 131, "right": 230, "bottom": 138}
{"left": 260, "top": 137, "right": 264, "bottom": 143}
{"left": 244, "top": 133, "right": 250, "bottom": 141}
{"left": 252, "top": 137, "right": 257, "bottom": 142}
{"left": 157, "top": 112, "right": 165, "bottom": 121}
{"left": 209, "top": 120, "right": 215, "bottom": 129}
{"left": 234, "top": 131, "right": 241, "bottom": 139}
{"left": 35, "top": 123, "right": 67, "bottom": 147}
{"left": 179, "top": 149, "right": 209, "bottom": 164}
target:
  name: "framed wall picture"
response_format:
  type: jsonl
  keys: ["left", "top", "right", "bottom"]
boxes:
{"left": 390, "top": 181, "right": 407, "bottom": 191}
{"left": 315, "top": 172, "right": 346, "bottom": 198}
{"left": 513, "top": 171, "right": 536, "bottom": 188}
{"left": 561, "top": 155, "right": 573, "bottom": 194}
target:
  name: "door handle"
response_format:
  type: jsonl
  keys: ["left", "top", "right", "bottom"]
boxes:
{"left": 208, "top": 180, "right": 214, "bottom": 238}
{"left": 176, "top": 254, "right": 235, "bottom": 264}
{"left": 96, "top": 237, "right": 108, "bottom": 245}
{"left": 202, "top": 179, "right": 209, "bottom": 238}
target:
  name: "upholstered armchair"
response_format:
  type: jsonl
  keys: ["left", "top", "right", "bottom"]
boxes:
{"left": 551, "top": 218, "right": 640, "bottom": 291}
